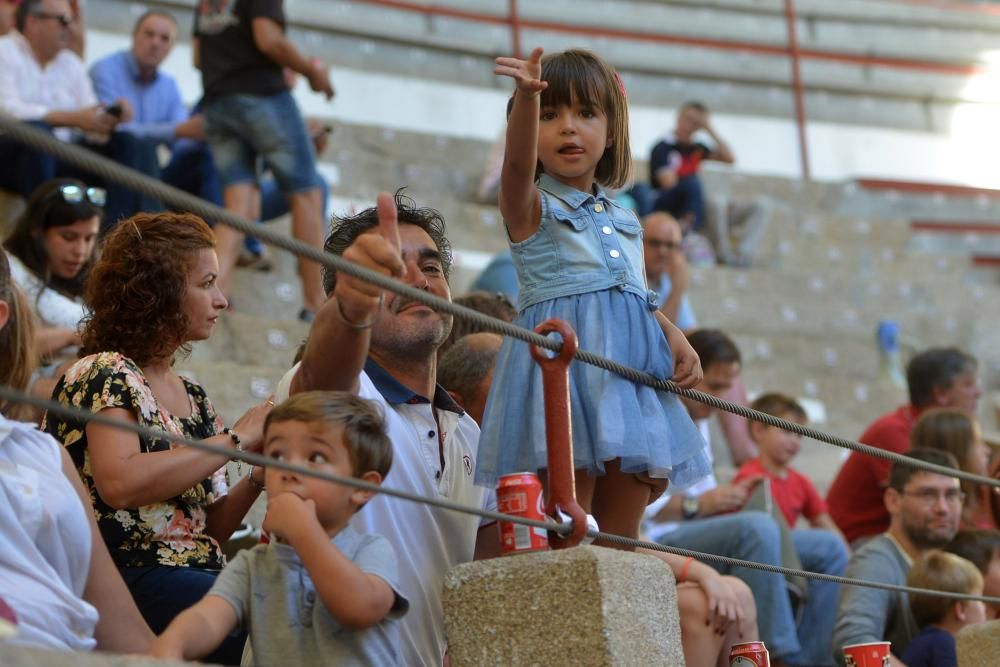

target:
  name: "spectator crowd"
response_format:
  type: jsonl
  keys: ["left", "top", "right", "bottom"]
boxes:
{"left": 1, "top": 2, "right": 998, "bottom": 667}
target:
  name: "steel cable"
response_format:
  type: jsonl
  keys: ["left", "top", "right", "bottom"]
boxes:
{"left": 2, "top": 385, "right": 999, "bottom": 605}
{"left": 0, "top": 113, "right": 995, "bottom": 489}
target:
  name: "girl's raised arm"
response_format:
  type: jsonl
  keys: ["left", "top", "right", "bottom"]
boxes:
{"left": 496, "top": 47, "right": 546, "bottom": 243}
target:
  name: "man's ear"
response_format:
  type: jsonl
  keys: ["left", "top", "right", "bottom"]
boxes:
{"left": 350, "top": 470, "right": 383, "bottom": 507}
{"left": 884, "top": 486, "right": 902, "bottom": 515}
{"left": 931, "top": 383, "right": 952, "bottom": 406}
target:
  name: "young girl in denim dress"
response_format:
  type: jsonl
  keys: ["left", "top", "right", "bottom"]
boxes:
{"left": 476, "top": 47, "right": 710, "bottom": 546}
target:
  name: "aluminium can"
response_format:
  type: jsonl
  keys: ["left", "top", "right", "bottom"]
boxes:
{"left": 496, "top": 472, "right": 549, "bottom": 555}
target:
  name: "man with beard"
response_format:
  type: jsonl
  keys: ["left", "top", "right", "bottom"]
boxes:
{"left": 275, "top": 190, "right": 497, "bottom": 667}
{"left": 832, "top": 448, "right": 963, "bottom": 666}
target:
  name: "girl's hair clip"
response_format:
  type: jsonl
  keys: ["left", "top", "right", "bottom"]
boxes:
{"left": 613, "top": 71, "right": 627, "bottom": 99}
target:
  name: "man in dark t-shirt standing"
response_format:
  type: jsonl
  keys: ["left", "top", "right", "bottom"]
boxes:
{"left": 193, "top": 0, "right": 332, "bottom": 320}
{"left": 647, "top": 101, "right": 734, "bottom": 232}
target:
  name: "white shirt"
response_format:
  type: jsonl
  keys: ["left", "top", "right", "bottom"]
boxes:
{"left": 277, "top": 361, "right": 496, "bottom": 667}
{"left": 0, "top": 415, "right": 98, "bottom": 650}
{"left": 6, "top": 253, "right": 87, "bottom": 332}
{"left": 644, "top": 419, "right": 716, "bottom": 542}
{"left": 0, "top": 32, "right": 97, "bottom": 141}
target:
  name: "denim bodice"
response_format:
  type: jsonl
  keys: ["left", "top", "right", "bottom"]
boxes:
{"left": 512, "top": 174, "right": 657, "bottom": 311}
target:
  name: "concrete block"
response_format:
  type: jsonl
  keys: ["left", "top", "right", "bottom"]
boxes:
{"left": 957, "top": 618, "right": 1000, "bottom": 667}
{"left": 443, "top": 545, "right": 684, "bottom": 667}
{"left": 0, "top": 643, "right": 209, "bottom": 667}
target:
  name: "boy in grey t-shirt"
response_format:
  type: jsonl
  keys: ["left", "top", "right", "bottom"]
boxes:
{"left": 152, "top": 391, "right": 409, "bottom": 666}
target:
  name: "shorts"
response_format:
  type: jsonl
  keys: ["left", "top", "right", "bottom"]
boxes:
{"left": 203, "top": 91, "right": 322, "bottom": 194}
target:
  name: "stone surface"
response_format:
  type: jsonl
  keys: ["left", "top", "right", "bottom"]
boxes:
{"left": 443, "top": 545, "right": 684, "bottom": 667}
{"left": 0, "top": 644, "right": 211, "bottom": 667}
{"left": 957, "top": 618, "right": 1000, "bottom": 667}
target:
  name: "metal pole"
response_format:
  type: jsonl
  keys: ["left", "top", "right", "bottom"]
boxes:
{"left": 784, "top": 0, "right": 811, "bottom": 180}
{"left": 508, "top": 0, "right": 522, "bottom": 59}
{"left": 530, "top": 319, "right": 587, "bottom": 548}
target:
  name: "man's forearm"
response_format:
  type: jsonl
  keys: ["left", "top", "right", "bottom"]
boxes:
{"left": 259, "top": 35, "right": 312, "bottom": 76}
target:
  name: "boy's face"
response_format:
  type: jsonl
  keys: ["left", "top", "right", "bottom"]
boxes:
{"left": 264, "top": 420, "right": 375, "bottom": 533}
{"left": 755, "top": 413, "right": 806, "bottom": 469}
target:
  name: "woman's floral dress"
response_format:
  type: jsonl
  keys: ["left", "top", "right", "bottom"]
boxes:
{"left": 43, "top": 352, "right": 229, "bottom": 569}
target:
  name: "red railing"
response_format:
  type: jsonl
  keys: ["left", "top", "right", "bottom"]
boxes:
{"left": 350, "top": 0, "right": 995, "bottom": 180}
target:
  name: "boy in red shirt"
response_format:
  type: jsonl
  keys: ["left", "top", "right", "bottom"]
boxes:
{"left": 734, "top": 393, "right": 847, "bottom": 544}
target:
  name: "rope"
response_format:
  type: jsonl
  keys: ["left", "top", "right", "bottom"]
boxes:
{"left": 3, "top": 385, "right": 999, "bottom": 605}
{"left": 0, "top": 112, "right": 995, "bottom": 490}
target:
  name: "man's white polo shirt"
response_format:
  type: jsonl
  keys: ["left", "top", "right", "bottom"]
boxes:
{"left": 277, "top": 359, "right": 496, "bottom": 667}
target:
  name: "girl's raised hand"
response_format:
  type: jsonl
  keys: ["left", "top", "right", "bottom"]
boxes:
{"left": 495, "top": 47, "right": 548, "bottom": 95}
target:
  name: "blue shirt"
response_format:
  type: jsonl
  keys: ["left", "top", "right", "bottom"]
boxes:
{"left": 655, "top": 273, "right": 697, "bottom": 331}
{"left": 899, "top": 626, "right": 956, "bottom": 667}
{"left": 88, "top": 50, "right": 188, "bottom": 144}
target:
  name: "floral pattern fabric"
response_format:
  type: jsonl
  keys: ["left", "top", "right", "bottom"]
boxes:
{"left": 43, "top": 351, "right": 228, "bottom": 569}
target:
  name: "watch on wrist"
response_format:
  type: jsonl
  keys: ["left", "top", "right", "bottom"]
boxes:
{"left": 681, "top": 495, "right": 700, "bottom": 520}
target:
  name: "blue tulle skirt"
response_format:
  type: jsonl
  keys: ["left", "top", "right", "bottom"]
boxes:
{"left": 475, "top": 289, "right": 710, "bottom": 490}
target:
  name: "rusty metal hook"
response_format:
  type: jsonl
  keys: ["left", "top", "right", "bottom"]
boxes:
{"left": 529, "top": 318, "right": 588, "bottom": 548}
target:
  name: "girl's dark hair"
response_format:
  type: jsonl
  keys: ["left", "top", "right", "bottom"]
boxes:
{"left": 3, "top": 178, "right": 102, "bottom": 301}
{"left": 80, "top": 212, "right": 215, "bottom": 366}
{"left": 0, "top": 252, "right": 37, "bottom": 420}
{"left": 530, "top": 49, "right": 632, "bottom": 189}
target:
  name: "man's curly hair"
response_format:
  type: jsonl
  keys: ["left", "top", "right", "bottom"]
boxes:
{"left": 80, "top": 212, "right": 215, "bottom": 366}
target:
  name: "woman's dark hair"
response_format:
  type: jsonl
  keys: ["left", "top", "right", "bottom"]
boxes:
{"left": 80, "top": 212, "right": 215, "bottom": 366}
{"left": 3, "top": 178, "right": 102, "bottom": 301}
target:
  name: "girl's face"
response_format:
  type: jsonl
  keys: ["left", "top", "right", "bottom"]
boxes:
{"left": 181, "top": 248, "right": 228, "bottom": 342}
{"left": 43, "top": 216, "right": 99, "bottom": 280}
{"left": 537, "top": 96, "right": 610, "bottom": 192}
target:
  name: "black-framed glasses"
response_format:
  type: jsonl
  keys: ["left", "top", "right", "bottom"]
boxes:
{"left": 55, "top": 184, "right": 106, "bottom": 207}
{"left": 31, "top": 11, "right": 73, "bottom": 27}
{"left": 901, "top": 488, "right": 966, "bottom": 506}
{"left": 645, "top": 238, "right": 681, "bottom": 251}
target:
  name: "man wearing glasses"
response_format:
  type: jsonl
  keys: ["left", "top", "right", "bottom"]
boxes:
{"left": 642, "top": 211, "right": 696, "bottom": 333}
{"left": 0, "top": 0, "right": 159, "bottom": 230}
{"left": 832, "top": 448, "right": 963, "bottom": 666}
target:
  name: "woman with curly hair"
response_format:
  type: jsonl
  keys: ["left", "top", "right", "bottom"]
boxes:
{"left": 43, "top": 212, "right": 271, "bottom": 665}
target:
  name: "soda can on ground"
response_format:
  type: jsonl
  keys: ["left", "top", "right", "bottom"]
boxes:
{"left": 730, "top": 640, "right": 770, "bottom": 667}
{"left": 496, "top": 472, "right": 548, "bottom": 555}
{"left": 842, "top": 641, "right": 891, "bottom": 667}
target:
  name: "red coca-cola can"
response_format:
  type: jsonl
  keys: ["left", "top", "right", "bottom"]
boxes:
{"left": 730, "top": 640, "right": 770, "bottom": 667}
{"left": 496, "top": 472, "right": 549, "bottom": 555}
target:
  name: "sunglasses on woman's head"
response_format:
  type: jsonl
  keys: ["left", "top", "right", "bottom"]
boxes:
{"left": 56, "top": 184, "right": 106, "bottom": 207}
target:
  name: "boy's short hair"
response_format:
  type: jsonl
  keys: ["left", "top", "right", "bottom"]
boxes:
{"left": 264, "top": 391, "right": 393, "bottom": 479}
{"left": 686, "top": 329, "right": 741, "bottom": 370}
{"left": 887, "top": 448, "right": 958, "bottom": 492}
{"left": 680, "top": 100, "right": 709, "bottom": 114}
{"left": 750, "top": 393, "right": 807, "bottom": 425}
{"left": 907, "top": 551, "right": 983, "bottom": 627}
{"left": 907, "top": 347, "right": 977, "bottom": 409}
{"left": 945, "top": 530, "right": 1000, "bottom": 576}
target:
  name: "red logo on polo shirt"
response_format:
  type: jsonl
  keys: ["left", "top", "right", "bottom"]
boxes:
{"left": 463, "top": 454, "right": 473, "bottom": 476}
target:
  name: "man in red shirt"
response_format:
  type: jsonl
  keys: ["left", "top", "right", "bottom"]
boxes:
{"left": 827, "top": 348, "right": 981, "bottom": 546}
